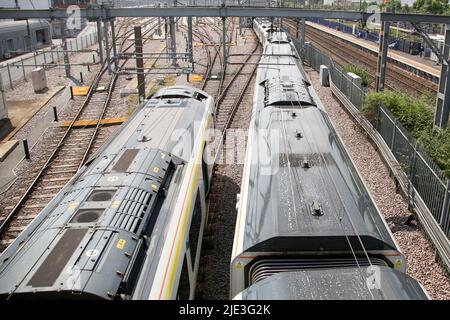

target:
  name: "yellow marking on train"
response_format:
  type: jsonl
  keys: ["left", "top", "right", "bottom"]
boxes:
{"left": 151, "top": 184, "right": 158, "bottom": 191}
{"left": 153, "top": 167, "right": 160, "bottom": 173}
{"left": 111, "top": 200, "right": 121, "bottom": 208}
{"left": 72, "top": 86, "right": 90, "bottom": 96}
{"left": 164, "top": 139, "right": 206, "bottom": 299}
{"left": 394, "top": 259, "right": 403, "bottom": 269}
{"left": 188, "top": 74, "right": 204, "bottom": 82}
{"left": 166, "top": 164, "right": 200, "bottom": 299}
{"left": 158, "top": 111, "right": 209, "bottom": 299}
{"left": 236, "top": 261, "right": 244, "bottom": 270}
{"left": 116, "top": 239, "right": 126, "bottom": 250}
{"left": 61, "top": 117, "right": 127, "bottom": 128}
{"left": 68, "top": 202, "right": 78, "bottom": 210}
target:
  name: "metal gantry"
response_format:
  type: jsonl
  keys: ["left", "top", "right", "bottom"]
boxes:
{"left": 134, "top": 26, "right": 146, "bottom": 102}
{"left": 1, "top": 6, "right": 449, "bottom": 127}
{"left": 375, "top": 21, "right": 390, "bottom": 92}
{"left": 435, "top": 24, "right": 450, "bottom": 129}
{"left": 1, "top": 7, "right": 449, "bottom": 23}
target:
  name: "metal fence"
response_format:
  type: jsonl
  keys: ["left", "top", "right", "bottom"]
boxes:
{"left": 0, "top": 31, "right": 98, "bottom": 91}
{"left": 302, "top": 41, "right": 450, "bottom": 238}
{"left": 302, "top": 41, "right": 366, "bottom": 110}
{"left": 377, "top": 106, "right": 450, "bottom": 236}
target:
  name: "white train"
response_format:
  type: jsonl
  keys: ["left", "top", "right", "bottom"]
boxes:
{"left": 0, "top": 86, "right": 215, "bottom": 300}
{"left": 230, "top": 19, "right": 429, "bottom": 300}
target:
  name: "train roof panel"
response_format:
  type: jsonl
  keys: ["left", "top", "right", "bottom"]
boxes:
{"left": 238, "top": 266, "right": 429, "bottom": 300}
{"left": 265, "top": 77, "right": 314, "bottom": 106}
{"left": 242, "top": 102, "right": 396, "bottom": 253}
{"left": 269, "top": 31, "right": 289, "bottom": 43}
{"left": 152, "top": 85, "right": 208, "bottom": 101}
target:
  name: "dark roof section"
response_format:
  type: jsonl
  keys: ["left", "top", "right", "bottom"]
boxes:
{"left": 242, "top": 103, "right": 397, "bottom": 253}
{"left": 239, "top": 266, "right": 429, "bottom": 300}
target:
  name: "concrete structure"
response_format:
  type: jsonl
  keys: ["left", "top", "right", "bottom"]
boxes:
{"left": 31, "top": 67, "right": 47, "bottom": 92}
{"left": 347, "top": 71, "right": 362, "bottom": 88}
{"left": 319, "top": 64, "right": 329, "bottom": 86}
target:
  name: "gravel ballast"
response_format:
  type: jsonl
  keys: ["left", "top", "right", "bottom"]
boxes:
{"left": 306, "top": 67, "right": 450, "bottom": 300}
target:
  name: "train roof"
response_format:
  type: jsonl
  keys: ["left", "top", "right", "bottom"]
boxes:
{"left": 0, "top": 87, "right": 211, "bottom": 299}
{"left": 0, "top": 20, "right": 50, "bottom": 33}
{"left": 152, "top": 85, "right": 208, "bottom": 100}
{"left": 237, "top": 266, "right": 429, "bottom": 300}
{"left": 268, "top": 31, "right": 289, "bottom": 43}
{"left": 239, "top": 39, "right": 397, "bottom": 254}
{"left": 242, "top": 103, "right": 396, "bottom": 253}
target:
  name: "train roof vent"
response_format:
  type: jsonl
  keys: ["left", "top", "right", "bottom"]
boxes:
{"left": 264, "top": 78, "right": 315, "bottom": 107}
{"left": 249, "top": 258, "right": 387, "bottom": 285}
{"left": 87, "top": 189, "right": 116, "bottom": 202}
{"left": 269, "top": 32, "right": 289, "bottom": 43}
{"left": 70, "top": 209, "right": 104, "bottom": 224}
{"left": 111, "top": 149, "right": 140, "bottom": 173}
{"left": 152, "top": 86, "right": 208, "bottom": 101}
{"left": 27, "top": 228, "right": 88, "bottom": 287}
{"left": 111, "top": 187, "right": 154, "bottom": 234}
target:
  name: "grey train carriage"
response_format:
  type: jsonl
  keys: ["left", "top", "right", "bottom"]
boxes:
{"left": 0, "top": 20, "right": 52, "bottom": 60}
{"left": 229, "top": 19, "right": 430, "bottom": 300}
{"left": 0, "top": 86, "right": 214, "bottom": 300}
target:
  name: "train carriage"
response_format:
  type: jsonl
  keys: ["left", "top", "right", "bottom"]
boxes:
{"left": 0, "top": 86, "right": 214, "bottom": 300}
{"left": 0, "top": 20, "right": 51, "bottom": 60}
{"left": 230, "top": 20, "right": 429, "bottom": 300}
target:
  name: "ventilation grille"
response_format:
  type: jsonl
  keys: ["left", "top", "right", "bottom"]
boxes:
{"left": 87, "top": 190, "right": 116, "bottom": 202}
{"left": 111, "top": 188, "right": 153, "bottom": 233}
{"left": 70, "top": 209, "right": 104, "bottom": 224}
{"left": 249, "top": 258, "right": 387, "bottom": 285}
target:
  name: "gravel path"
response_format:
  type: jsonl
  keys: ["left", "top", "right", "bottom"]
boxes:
{"left": 306, "top": 67, "right": 450, "bottom": 300}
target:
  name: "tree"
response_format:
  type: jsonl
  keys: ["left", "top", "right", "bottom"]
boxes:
{"left": 384, "top": 0, "right": 402, "bottom": 12}
{"left": 413, "top": 0, "right": 449, "bottom": 14}
{"left": 401, "top": 4, "right": 412, "bottom": 13}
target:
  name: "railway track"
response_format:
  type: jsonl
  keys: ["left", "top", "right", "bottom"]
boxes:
{"left": 284, "top": 20, "right": 438, "bottom": 101}
{"left": 0, "top": 18, "right": 161, "bottom": 252}
{"left": 199, "top": 18, "right": 233, "bottom": 97}
{"left": 194, "top": 20, "right": 261, "bottom": 299}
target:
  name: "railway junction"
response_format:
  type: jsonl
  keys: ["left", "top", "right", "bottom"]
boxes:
{"left": 0, "top": 1, "right": 449, "bottom": 301}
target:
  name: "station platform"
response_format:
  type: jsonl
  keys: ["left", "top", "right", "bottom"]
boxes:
{"left": 305, "top": 21, "right": 441, "bottom": 80}
{"left": 1, "top": 86, "right": 64, "bottom": 143}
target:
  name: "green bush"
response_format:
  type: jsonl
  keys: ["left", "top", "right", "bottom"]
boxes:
{"left": 343, "top": 64, "right": 372, "bottom": 87}
{"left": 363, "top": 91, "right": 433, "bottom": 135}
{"left": 363, "top": 90, "right": 450, "bottom": 177}
{"left": 417, "top": 130, "right": 450, "bottom": 178}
